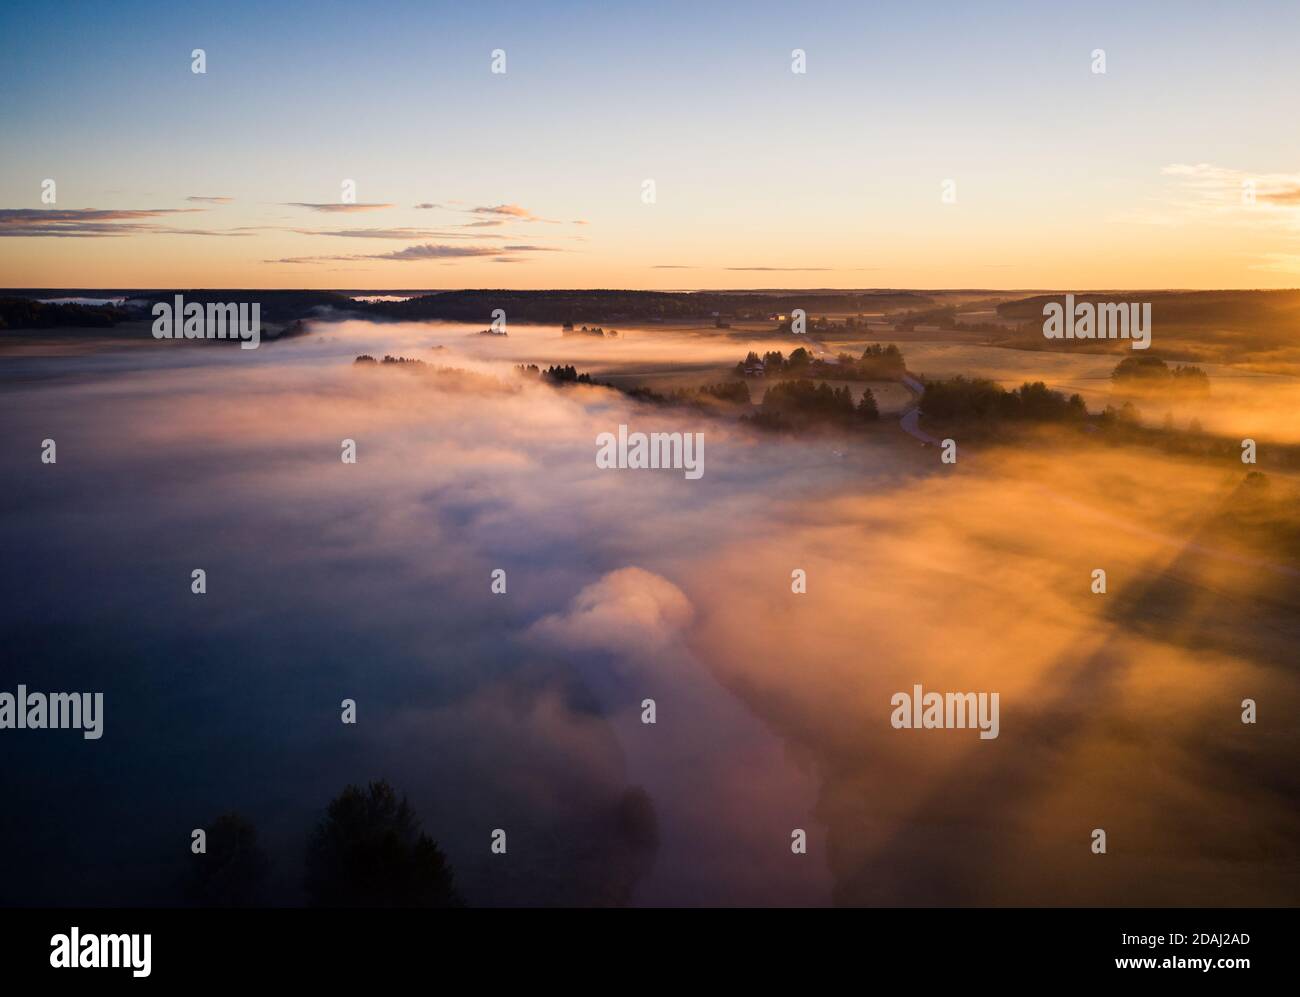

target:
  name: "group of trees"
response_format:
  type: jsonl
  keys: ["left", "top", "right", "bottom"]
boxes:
{"left": 920, "top": 377, "right": 1087, "bottom": 423}
{"left": 623, "top": 380, "right": 751, "bottom": 408}
{"left": 892, "top": 306, "right": 958, "bottom": 331}
{"left": 541, "top": 364, "right": 594, "bottom": 384}
{"left": 745, "top": 379, "right": 879, "bottom": 430}
{"left": 773, "top": 314, "right": 876, "bottom": 334}
{"left": 852, "top": 343, "right": 906, "bottom": 377}
{"left": 734, "top": 343, "right": 906, "bottom": 382}
{"left": 515, "top": 362, "right": 595, "bottom": 384}
{"left": 562, "top": 324, "right": 617, "bottom": 337}
{"left": 0, "top": 296, "right": 127, "bottom": 329}
{"left": 694, "top": 380, "right": 750, "bottom": 404}
{"left": 355, "top": 354, "right": 426, "bottom": 366}
{"left": 1111, "top": 355, "right": 1210, "bottom": 394}
{"left": 186, "top": 781, "right": 462, "bottom": 908}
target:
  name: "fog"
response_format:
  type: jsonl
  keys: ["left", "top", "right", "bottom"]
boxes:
{"left": 1, "top": 320, "right": 1296, "bottom": 905}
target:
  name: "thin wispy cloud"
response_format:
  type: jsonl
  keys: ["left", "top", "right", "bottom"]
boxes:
{"left": 0, "top": 207, "right": 255, "bottom": 238}
{"left": 1161, "top": 163, "right": 1300, "bottom": 220}
{"left": 652, "top": 264, "right": 847, "bottom": 272}
{"left": 284, "top": 202, "right": 394, "bottom": 213}
{"left": 467, "top": 203, "right": 583, "bottom": 226}
{"left": 373, "top": 244, "right": 503, "bottom": 261}
{"left": 471, "top": 203, "right": 536, "bottom": 219}
{"left": 262, "top": 255, "right": 358, "bottom": 265}
{"left": 293, "top": 227, "right": 499, "bottom": 240}
{"left": 263, "top": 242, "right": 562, "bottom": 264}
{"left": 186, "top": 196, "right": 233, "bottom": 204}
{"left": 1248, "top": 252, "right": 1300, "bottom": 274}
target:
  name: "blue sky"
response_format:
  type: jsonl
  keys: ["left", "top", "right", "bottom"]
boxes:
{"left": 3, "top": 0, "right": 1299, "bottom": 287}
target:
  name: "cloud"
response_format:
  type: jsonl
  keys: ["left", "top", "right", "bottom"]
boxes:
{"left": 530, "top": 567, "right": 694, "bottom": 655}
{"left": 653, "top": 263, "right": 865, "bottom": 272}
{"left": 1248, "top": 252, "right": 1300, "bottom": 274}
{"left": 265, "top": 242, "right": 560, "bottom": 264}
{"left": 153, "top": 228, "right": 256, "bottom": 237}
{"left": 472, "top": 203, "right": 536, "bottom": 219}
{"left": 295, "top": 227, "right": 499, "bottom": 240}
{"left": 467, "top": 203, "right": 583, "bottom": 226}
{"left": 1161, "top": 163, "right": 1300, "bottom": 218}
{"left": 186, "top": 196, "right": 233, "bottom": 204}
{"left": 284, "top": 202, "right": 394, "bottom": 213}
{"left": 0, "top": 207, "right": 255, "bottom": 238}
{"left": 367, "top": 243, "right": 563, "bottom": 262}
{"left": 414, "top": 203, "right": 441, "bottom": 210}
{"left": 369, "top": 244, "right": 509, "bottom": 261}
{"left": 1260, "top": 186, "right": 1300, "bottom": 206}
{"left": 262, "top": 255, "right": 358, "bottom": 264}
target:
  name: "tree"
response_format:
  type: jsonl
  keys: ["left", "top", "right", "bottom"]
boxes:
{"left": 305, "top": 781, "right": 462, "bottom": 907}
{"left": 185, "top": 813, "right": 269, "bottom": 907}
{"left": 857, "top": 389, "right": 879, "bottom": 421}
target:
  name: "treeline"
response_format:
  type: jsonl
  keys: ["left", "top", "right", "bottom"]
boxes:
{"left": 1112, "top": 354, "right": 1209, "bottom": 394}
{"left": 354, "top": 355, "right": 508, "bottom": 392}
{"left": 995, "top": 289, "right": 1300, "bottom": 362}
{"left": 0, "top": 296, "right": 127, "bottom": 329}
{"left": 997, "top": 289, "right": 1300, "bottom": 328}
{"left": 622, "top": 380, "right": 752, "bottom": 408}
{"left": 0, "top": 291, "right": 363, "bottom": 331}
{"left": 893, "top": 306, "right": 959, "bottom": 331}
{"left": 364, "top": 289, "right": 933, "bottom": 324}
{"left": 187, "top": 781, "right": 461, "bottom": 908}
{"left": 745, "top": 379, "right": 878, "bottom": 431}
{"left": 541, "top": 364, "right": 593, "bottom": 384}
{"left": 920, "top": 377, "right": 1087, "bottom": 423}
{"left": 519, "top": 362, "right": 748, "bottom": 407}
{"left": 355, "top": 354, "right": 427, "bottom": 366}
{"left": 519, "top": 360, "right": 880, "bottom": 430}
{"left": 562, "top": 324, "right": 617, "bottom": 337}
{"left": 131, "top": 290, "right": 355, "bottom": 323}
{"left": 735, "top": 343, "right": 906, "bottom": 381}
{"left": 776, "top": 314, "right": 875, "bottom": 334}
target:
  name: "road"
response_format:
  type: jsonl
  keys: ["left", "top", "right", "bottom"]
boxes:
{"left": 898, "top": 372, "right": 938, "bottom": 445}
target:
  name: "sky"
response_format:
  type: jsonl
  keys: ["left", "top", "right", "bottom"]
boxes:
{"left": 2, "top": 0, "right": 1300, "bottom": 289}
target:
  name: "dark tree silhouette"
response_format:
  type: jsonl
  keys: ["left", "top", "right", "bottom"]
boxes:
{"left": 305, "top": 781, "right": 462, "bottom": 907}
{"left": 857, "top": 388, "right": 879, "bottom": 421}
{"left": 186, "top": 812, "right": 270, "bottom": 908}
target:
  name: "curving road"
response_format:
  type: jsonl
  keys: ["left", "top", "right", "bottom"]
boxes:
{"left": 898, "top": 372, "right": 938, "bottom": 445}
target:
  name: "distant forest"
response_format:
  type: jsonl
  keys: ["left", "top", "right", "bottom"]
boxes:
{"left": 0, "top": 289, "right": 929, "bottom": 331}
{"left": 994, "top": 290, "right": 1300, "bottom": 364}
{"left": 365, "top": 289, "right": 932, "bottom": 324}
{"left": 0, "top": 296, "right": 128, "bottom": 328}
